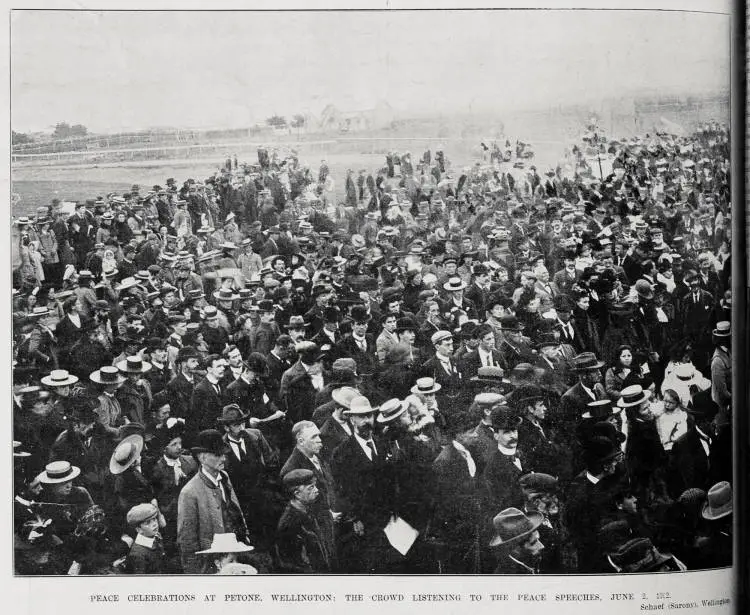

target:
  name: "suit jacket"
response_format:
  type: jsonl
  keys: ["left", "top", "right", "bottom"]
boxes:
{"left": 431, "top": 442, "right": 483, "bottom": 550}
{"left": 483, "top": 449, "right": 525, "bottom": 513}
{"left": 280, "top": 447, "right": 336, "bottom": 515}
{"left": 265, "top": 351, "right": 292, "bottom": 395}
{"left": 177, "top": 470, "right": 247, "bottom": 574}
{"left": 189, "top": 378, "right": 224, "bottom": 434}
{"left": 336, "top": 334, "right": 378, "bottom": 376}
{"left": 319, "top": 416, "right": 351, "bottom": 462}
{"left": 330, "top": 435, "right": 392, "bottom": 531}
{"left": 670, "top": 428, "right": 711, "bottom": 494}
{"left": 166, "top": 373, "right": 195, "bottom": 421}
{"left": 465, "top": 283, "right": 491, "bottom": 316}
{"left": 222, "top": 429, "right": 275, "bottom": 502}
{"left": 375, "top": 329, "right": 400, "bottom": 363}
{"left": 279, "top": 360, "right": 320, "bottom": 424}
{"left": 275, "top": 502, "right": 332, "bottom": 573}
{"left": 458, "top": 348, "right": 508, "bottom": 380}
{"left": 150, "top": 454, "right": 198, "bottom": 522}
{"left": 563, "top": 471, "right": 618, "bottom": 572}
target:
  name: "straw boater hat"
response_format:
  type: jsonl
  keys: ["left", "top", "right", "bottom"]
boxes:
{"left": 196, "top": 533, "right": 255, "bottom": 555}
{"left": 616, "top": 385, "right": 652, "bottom": 408}
{"left": 90, "top": 365, "right": 127, "bottom": 386}
{"left": 489, "top": 507, "right": 545, "bottom": 548}
{"left": 712, "top": 321, "right": 730, "bottom": 339}
{"left": 411, "top": 377, "right": 441, "bottom": 396}
{"left": 41, "top": 369, "right": 79, "bottom": 388}
{"left": 38, "top": 461, "right": 81, "bottom": 484}
{"left": 443, "top": 276, "right": 467, "bottom": 292}
{"left": 376, "top": 398, "right": 408, "bottom": 424}
{"left": 116, "top": 356, "right": 152, "bottom": 375}
{"left": 109, "top": 434, "right": 144, "bottom": 475}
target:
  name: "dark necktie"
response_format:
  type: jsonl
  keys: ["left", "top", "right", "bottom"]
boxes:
{"left": 366, "top": 440, "right": 377, "bottom": 460}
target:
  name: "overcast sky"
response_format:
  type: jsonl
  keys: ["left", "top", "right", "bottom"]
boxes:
{"left": 11, "top": 8, "right": 729, "bottom": 133}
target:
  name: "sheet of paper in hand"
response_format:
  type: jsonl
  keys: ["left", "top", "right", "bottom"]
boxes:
{"left": 383, "top": 515, "right": 419, "bottom": 556}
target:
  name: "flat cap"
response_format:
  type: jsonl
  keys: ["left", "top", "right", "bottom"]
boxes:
{"left": 283, "top": 469, "right": 316, "bottom": 491}
{"left": 126, "top": 503, "right": 159, "bottom": 527}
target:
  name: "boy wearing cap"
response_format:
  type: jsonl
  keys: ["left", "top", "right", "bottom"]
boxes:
{"left": 125, "top": 503, "right": 166, "bottom": 574}
{"left": 275, "top": 469, "right": 331, "bottom": 573}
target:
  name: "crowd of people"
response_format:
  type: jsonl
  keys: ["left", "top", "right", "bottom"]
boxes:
{"left": 12, "top": 123, "right": 733, "bottom": 575}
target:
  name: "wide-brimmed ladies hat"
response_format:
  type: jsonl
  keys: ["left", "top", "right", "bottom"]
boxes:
{"left": 109, "top": 434, "right": 144, "bottom": 475}
{"left": 616, "top": 385, "right": 652, "bottom": 408}
{"left": 489, "top": 507, "right": 544, "bottom": 547}
{"left": 410, "top": 377, "right": 442, "bottom": 395}
{"left": 702, "top": 481, "right": 732, "bottom": 520}
{"left": 41, "top": 369, "right": 79, "bottom": 388}
{"left": 196, "top": 533, "right": 255, "bottom": 555}
{"left": 376, "top": 398, "right": 408, "bottom": 424}
{"left": 116, "top": 356, "right": 152, "bottom": 375}
{"left": 90, "top": 365, "right": 127, "bottom": 385}
{"left": 38, "top": 460, "right": 81, "bottom": 484}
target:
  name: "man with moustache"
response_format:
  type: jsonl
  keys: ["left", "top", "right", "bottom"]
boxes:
{"left": 330, "top": 396, "right": 393, "bottom": 572}
{"left": 177, "top": 429, "right": 248, "bottom": 574}
{"left": 483, "top": 405, "right": 526, "bottom": 515}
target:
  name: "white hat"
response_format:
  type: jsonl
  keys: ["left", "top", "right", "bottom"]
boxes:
{"left": 196, "top": 533, "right": 255, "bottom": 554}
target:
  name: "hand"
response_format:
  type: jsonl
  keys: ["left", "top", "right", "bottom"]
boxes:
{"left": 248, "top": 417, "right": 261, "bottom": 428}
{"left": 353, "top": 520, "right": 365, "bottom": 536}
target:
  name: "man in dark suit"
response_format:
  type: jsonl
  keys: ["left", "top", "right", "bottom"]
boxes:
{"left": 279, "top": 342, "right": 325, "bottom": 424}
{"left": 165, "top": 346, "right": 200, "bottom": 425}
{"left": 329, "top": 395, "right": 394, "bottom": 572}
{"left": 439, "top": 276, "right": 478, "bottom": 320}
{"left": 465, "top": 391, "right": 505, "bottom": 469}
{"left": 318, "top": 386, "right": 356, "bottom": 460}
{"left": 464, "top": 264, "right": 492, "bottom": 317}
{"left": 431, "top": 417, "right": 485, "bottom": 573}
{"left": 483, "top": 405, "right": 526, "bottom": 515}
{"left": 280, "top": 420, "right": 337, "bottom": 568}
{"left": 669, "top": 398, "right": 718, "bottom": 497}
{"left": 563, "top": 436, "right": 622, "bottom": 573}
{"left": 557, "top": 352, "right": 607, "bottom": 446}
{"left": 218, "top": 404, "right": 278, "bottom": 546}
{"left": 420, "top": 331, "right": 464, "bottom": 425}
{"left": 336, "top": 305, "right": 378, "bottom": 377}
{"left": 459, "top": 324, "right": 509, "bottom": 380}
{"left": 265, "top": 334, "right": 294, "bottom": 395}
{"left": 188, "top": 354, "right": 226, "bottom": 434}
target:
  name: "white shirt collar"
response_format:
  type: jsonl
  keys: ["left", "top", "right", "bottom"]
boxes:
{"left": 353, "top": 432, "right": 376, "bottom": 459}
{"left": 586, "top": 471, "right": 600, "bottom": 484}
{"left": 134, "top": 533, "right": 156, "bottom": 548}
{"left": 201, "top": 467, "right": 222, "bottom": 487}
